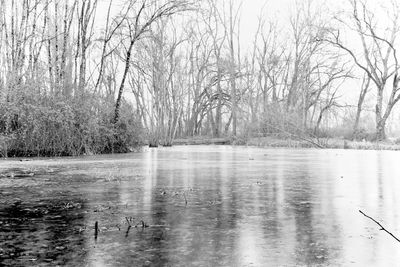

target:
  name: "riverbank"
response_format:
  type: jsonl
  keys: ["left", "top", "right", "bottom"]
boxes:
{"left": 173, "top": 136, "right": 400, "bottom": 151}
{"left": 2, "top": 135, "right": 399, "bottom": 159}
{"left": 173, "top": 137, "right": 230, "bottom": 145}
{"left": 244, "top": 136, "right": 400, "bottom": 150}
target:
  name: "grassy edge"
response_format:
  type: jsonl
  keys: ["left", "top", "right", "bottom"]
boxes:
{"left": 239, "top": 136, "right": 400, "bottom": 151}
{"left": 173, "top": 136, "right": 400, "bottom": 151}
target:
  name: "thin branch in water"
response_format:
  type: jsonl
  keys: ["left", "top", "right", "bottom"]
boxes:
{"left": 125, "top": 225, "right": 131, "bottom": 237}
{"left": 359, "top": 210, "right": 400, "bottom": 243}
{"left": 141, "top": 220, "right": 149, "bottom": 228}
{"left": 183, "top": 191, "right": 188, "bottom": 206}
{"left": 94, "top": 221, "right": 98, "bottom": 240}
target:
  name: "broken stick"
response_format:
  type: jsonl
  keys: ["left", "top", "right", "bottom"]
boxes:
{"left": 359, "top": 210, "right": 400, "bottom": 243}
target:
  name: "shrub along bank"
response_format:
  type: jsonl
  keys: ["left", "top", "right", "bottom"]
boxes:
{"left": 0, "top": 94, "right": 143, "bottom": 157}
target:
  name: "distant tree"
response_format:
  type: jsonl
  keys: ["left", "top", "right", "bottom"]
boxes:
{"left": 76, "top": 0, "right": 98, "bottom": 95}
{"left": 326, "top": 0, "right": 400, "bottom": 140}
{"left": 352, "top": 74, "right": 370, "bottom": 138}
{"left": 202, "top": 0, "right": 227, "bottom": 137}
{"left": 113, "top": 0, "right": 190, "bottom": 125}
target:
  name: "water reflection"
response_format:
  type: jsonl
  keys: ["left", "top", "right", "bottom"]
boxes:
{"left": 1, "top": 146, "right": 400, "bottom": 266}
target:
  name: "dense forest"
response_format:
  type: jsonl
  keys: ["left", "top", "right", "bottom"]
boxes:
{"left": 1, "top": 0, "right": 400, "bottom": 157}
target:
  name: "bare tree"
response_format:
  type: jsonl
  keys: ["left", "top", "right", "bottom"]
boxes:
{"left": 202, "top": 0, "right": 228, "bottom": 137}
{"left": 113, "top": 0, "right": 189, "bottom": 124}
{"left": 325, "top": 0, "right": 400, "bottom": 140}
{"left": 60, "top": 0, "right": 77, "bottom": 96}
{"left": 227, "top": 0, "right": 240, "bottom": 136}
{"left": 93, "top": 0, "right": 131, "bottom": 94}
{"left": 352, "top": 73, "right": 370, "bottom": 138}
{"left": 77, "top": 0, "right": 98, "bottom": 94}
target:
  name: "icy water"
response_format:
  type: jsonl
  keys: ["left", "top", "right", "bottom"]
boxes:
{"left": 0, "top": 146, "right": 399, "bottom": 266}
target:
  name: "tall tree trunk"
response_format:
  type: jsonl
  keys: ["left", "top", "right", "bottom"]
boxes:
{"left": 215, "top": 68, "right": 222, "bottom": 137}
{"left": 375, "top": 87, "right": 385, "bottom": 140}
{"left": 352, "top": 76, "right": 369, "bottom": 139}
{"left": 54, "top": 1, "right": 60, "bottom": 92}
{"left": 376, "top": 120, "right": 386, "bottom": 141}
{"left": 78, "top": 2, "right": 87, "bottom": 94}
{"left": 114, "top": 41, "right": 134, "bottom": 124}
{"left": 229, "top": 0, "right": 237, "bottom": 136}
{"left": 46, "top": 0, "right": 54, "bottom": 94}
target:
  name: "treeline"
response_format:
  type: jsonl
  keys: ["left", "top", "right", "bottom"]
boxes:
{"left": 129, "top": 0, "right": 400, "bottom": 144}
{"left": 0, "top": 0, "right": 187, "bottom": 156}
{"left": 1, "top": 0, "right": 400, "bottom": 157}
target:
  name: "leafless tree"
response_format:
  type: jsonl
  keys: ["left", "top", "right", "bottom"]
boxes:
{"left": 352, "top": 73, "right": 370, "bottom": 138}
{"left": 113, "top": 0, "right": 190, "bottom": 124}
{"left": 325, "top": 0, "right": 400, "bottom": 140}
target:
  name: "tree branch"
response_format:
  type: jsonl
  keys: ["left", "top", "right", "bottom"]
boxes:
{"left": 359, "top": 210, "right": 400, "bottom": 243}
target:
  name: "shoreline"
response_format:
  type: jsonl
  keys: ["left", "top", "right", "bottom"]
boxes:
{"left": 2, "top": 136, "right": 400, "bottom": 159}
{"left": 173, "top": 136, "right": 400, "bottom": 151}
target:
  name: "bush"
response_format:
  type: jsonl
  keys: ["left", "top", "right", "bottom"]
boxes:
{"left": 0, "top": 93, "right": 143, "bottom": 157}
{"left": 258, "top": 104, "right": 306, "bottom": 137}
{"left": 351, "top": 128, "right": 370, "bottom": 141}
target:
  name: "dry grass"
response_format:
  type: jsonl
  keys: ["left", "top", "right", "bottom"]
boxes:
{"left": 246, "top": 136, "right": 400, "bottom": 151}
{"left": 171, "top": 135, "right": 400, "bottom": 151}
{"left": 173, "top": 137, "right": 230, "bottom": 145}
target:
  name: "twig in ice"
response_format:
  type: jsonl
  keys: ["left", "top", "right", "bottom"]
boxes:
{"left": 125, "top": 217, "right": 130, "bottom": 225}
{"left": 183, "top": 192, "right": 187, "bottom": 206}
{"left": 359, "top": 210, "right": 400, "bottom": 243}
{"left": 125, "top": 225, "right": 131, "bottom": 237}
{"left": 94, "top": 221, "right": 98, "bottom": 240}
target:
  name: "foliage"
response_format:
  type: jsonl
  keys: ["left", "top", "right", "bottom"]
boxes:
{"left": 0, "top": 93, "right": 143, "bottom": 157}
{"left": 395, "top": 137, "right": 400, "bottom": 145}
{"left": 258, "top": 105, "right": 306, "bottom": 137}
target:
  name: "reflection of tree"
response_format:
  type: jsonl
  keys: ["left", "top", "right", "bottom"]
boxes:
{"left": 262, "top": 172, "right": 281, "bottom": 239}
{"left": 148, "top": 164, "right": 169, "bottom": 264}
{"left": 285, "top": 172, "right": 330, "bottom": 265}
{"left": 209, "top": 151, "right": 238, "bottom": 265}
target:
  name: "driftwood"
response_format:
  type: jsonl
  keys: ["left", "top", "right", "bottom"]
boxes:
{"left": 359, "top": 210, "right": 400, "bottom": 243}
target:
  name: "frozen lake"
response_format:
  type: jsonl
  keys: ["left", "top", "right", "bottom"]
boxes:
{"left": 0, "top": 146, "right": 399, "bottom": 266}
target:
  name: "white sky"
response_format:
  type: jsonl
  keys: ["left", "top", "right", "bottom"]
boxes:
{"left": 96, "top": 0, "right": 388, "bottom": 53}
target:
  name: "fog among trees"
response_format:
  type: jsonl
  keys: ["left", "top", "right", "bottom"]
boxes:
{"left": 1, "top": 0, "right": 400, "bottom": 157}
